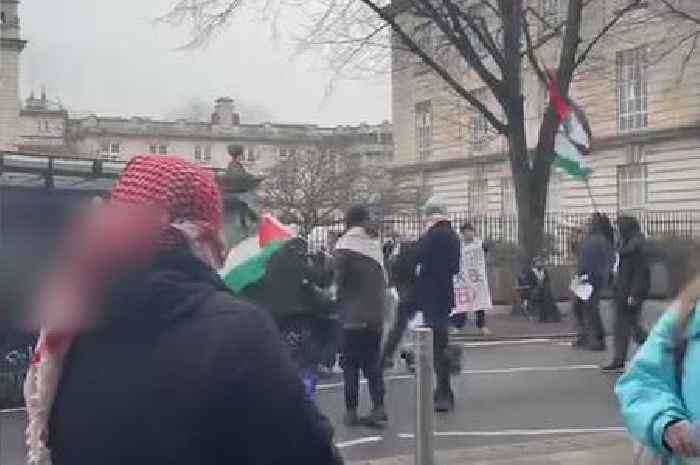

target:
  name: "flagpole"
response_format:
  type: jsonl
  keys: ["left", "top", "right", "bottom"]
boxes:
{"left": 583, "top": 176, "right": 598, "bottom": 213}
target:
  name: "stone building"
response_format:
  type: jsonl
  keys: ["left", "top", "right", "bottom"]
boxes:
{"left": 391, "top": 1, "right": 700, "bottom": 215}
{"left": 0, "top": 1, "right": 392, "bottom": 179}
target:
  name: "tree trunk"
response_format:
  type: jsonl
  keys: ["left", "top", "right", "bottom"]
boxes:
{"left": 510, "top": 126, "right": 551, "bottom": 267}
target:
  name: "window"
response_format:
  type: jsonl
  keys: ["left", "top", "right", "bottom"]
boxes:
{"left": 194, "top": 145, "right": 212, "bottom": 162}
{"left": 110, "top": 143, "right": 120, "bottom": 154}
{"left": 469, "top": 88, "right": 490, "bottom": 148}
{"left": 100, "top": 142, "right": 109, "bottom": 153}
{"left": 501, "top": 177, "right": 517, "bottom": 215}
{"left": 547, "top": 170, "right": 562, "bottom": 212}
{"left": 415, "top": 101, "right": 433, "bottom": 160}
{"left": 466, "top": 4, "right": 487, "bottom": 56}
{"left": 279, "top": 147, "right": 296, "bottom": 160}
{"left": 617, "top": 47, "right": 648, "bottom": 131}
{"left": 542, "top": 0, "right": 561, "bottom": 23}
{"left": 149, "top": 144, "right": 157, "bottom": 154}
{"left": 158, "top": 144, "right": 168, "bottom": 155}
{"left": 246, "top": 147, "right": 255, "bottom": 162}
{"left": 468, "top": 165, "right": 489, "bottom": 215}
{"left": 618, "top": 145, "right": 647, "bottom": 210}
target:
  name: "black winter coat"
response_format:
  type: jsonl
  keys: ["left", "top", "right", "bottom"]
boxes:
{"left": 334, "top": 249, "right": 386, "bottom": 330}
{"left": 576, "top": 232, "right": 615, "bottom": 290}
{"left": 415, "top": 220, "right": 461, "bottom": 316}
{"left": 389, "top": 240, "right": 419, "bottom": 304}
{"left": 48, "top": 248, "right": 338, "bottom": 465}
{"left": 615, "top": 235, "right": 651, "bottom": 302}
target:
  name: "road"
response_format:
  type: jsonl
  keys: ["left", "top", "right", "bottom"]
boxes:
{"left": 0, "top": 300, "right": 670, "bottom": 464}
{"left": 320, "top": 337, "right": 626, "bottom": 463}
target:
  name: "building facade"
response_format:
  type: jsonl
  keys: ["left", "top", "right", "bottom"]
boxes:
{"left": 0, "top": 1, "right": 392, "bottom": 181}
{"left": 391, "top": 1, "right": 700, "bottom": 215}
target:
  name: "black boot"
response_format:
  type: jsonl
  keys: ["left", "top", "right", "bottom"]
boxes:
{"left": 344, "top": 410, "right": 360, "bottom": 427}
{"left": 434, "top": 387, "right": 455, "bottom": 413}
{"left": 360, "top": 405, "right": 388, "bottom": 428}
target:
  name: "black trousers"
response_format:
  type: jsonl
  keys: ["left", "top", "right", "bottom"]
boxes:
{"left": 612, "top": 298, "right": 648, "bottom": 364}
{"left": 573, "top": 290, "right": 604, "bottom": 345}
{"left": 382, "top": 301, "right": 415, "bottom": 362}
{"left": 381, "top": 302, "right": 451, "bottom": 395}
{"left": 341, "top": 328, "right": 385, "bottom": 412}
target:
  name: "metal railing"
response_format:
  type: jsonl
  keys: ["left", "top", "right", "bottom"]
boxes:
{"left": 308, "top": 210, "right": 699, "bottom": 265}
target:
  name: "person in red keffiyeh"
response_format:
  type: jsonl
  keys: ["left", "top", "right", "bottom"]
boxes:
{"left": 24, "top": 155, "right": 339, "bottom": 465}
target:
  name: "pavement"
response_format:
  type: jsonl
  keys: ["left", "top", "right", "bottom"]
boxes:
{"left": 453, "top": 299, "right": 669, "bottom": 341}
{"left": 348, "top": 433, "right": 632, "bottom": 465}
{"left": 319, "top": 299, "right": 670, "bottom": 465}
{"left": 0, "top": 299, "right": 669, "bottom": 465}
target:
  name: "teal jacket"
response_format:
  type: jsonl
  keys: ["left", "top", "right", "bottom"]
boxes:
{"left": 615, "top": 303, "right": 700, "bottom": 465}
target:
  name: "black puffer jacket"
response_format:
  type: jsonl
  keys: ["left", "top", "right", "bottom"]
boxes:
{"left": 615, "top": 217, "right": 651, "bottom": 302}
{"left": 48, "top": 248, "right": 339, "bottom": 465}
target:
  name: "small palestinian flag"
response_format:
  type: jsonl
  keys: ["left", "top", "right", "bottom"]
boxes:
{"left": 548, "top": 74, "right": 593, "bottom": 178}
{"left": 221, "top": 214, "right": 294, "bottom": 293}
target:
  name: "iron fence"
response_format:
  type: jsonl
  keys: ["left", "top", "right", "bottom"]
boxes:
{"left": 308, "top": 210, "right": 699, "bottom": 265}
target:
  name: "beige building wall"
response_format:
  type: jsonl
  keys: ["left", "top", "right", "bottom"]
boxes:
{"left": 391, "top": 1, "right": 700, "bottom": 215}
{"left": 0, "top": 0, "right": 25, "bottom": 151}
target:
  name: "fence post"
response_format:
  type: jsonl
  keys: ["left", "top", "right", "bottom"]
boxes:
{"left": 413, "top": 327, "right": 435, "bottom": 465}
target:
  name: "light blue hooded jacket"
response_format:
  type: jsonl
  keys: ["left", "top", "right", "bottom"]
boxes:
{"left": 615, "top": 303, "right": 700, "bottom": 465}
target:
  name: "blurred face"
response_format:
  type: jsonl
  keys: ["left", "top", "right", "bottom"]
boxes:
{"left": 534, "top": 259, "right": 544, "bottom": 269}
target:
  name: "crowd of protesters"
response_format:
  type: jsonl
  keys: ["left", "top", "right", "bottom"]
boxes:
{"left": 20, "top": 153, "right": 700, "bottom": 464}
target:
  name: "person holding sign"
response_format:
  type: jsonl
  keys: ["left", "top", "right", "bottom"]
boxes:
{"left": 452, "top": 222, "right": 493, "bottom": 336}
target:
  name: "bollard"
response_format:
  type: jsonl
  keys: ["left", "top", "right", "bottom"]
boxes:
{"left": 413, "top": 326, "right": 435, "bottom": 465}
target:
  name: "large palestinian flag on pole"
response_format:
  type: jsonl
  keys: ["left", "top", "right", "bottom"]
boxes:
{"left": 548, "top": 75, "right": 593, "bottom": 178}
{"left": 221, "top": 214, "right": 294, "bottom": 293}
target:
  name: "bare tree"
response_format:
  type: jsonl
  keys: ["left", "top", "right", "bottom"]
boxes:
{"left": 261, "top": 148, "right": 356, "bottom": 233}
{"left": 162, "top": 0, "right": 646, "bottom": 259}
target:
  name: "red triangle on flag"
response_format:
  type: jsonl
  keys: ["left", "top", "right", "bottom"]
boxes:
{"left": 258, "top": 214, "right": 293, "bottom": 248}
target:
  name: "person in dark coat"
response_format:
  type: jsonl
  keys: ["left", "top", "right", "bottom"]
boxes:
{"left": 25, "top": 156, "right": 339, "bottom": 465}
{"left": 601, "top": 215, "right": 650, "bottom": 372}
{"left": 380, "top": 239, "right": 419, "bottom": 369}
{"left": 572, "top": 213, "right": 615, "bottom": 351}
{"left": 522, "top": 257, "right": 561, "bottom": 323}
{"left": 334, "top": 205, "right": 387, "bottom": 428}
{"left": 414, "top": 202, "right": 461, "bottom": 412}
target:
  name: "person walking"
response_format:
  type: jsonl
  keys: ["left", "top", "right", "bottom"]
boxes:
{"left": 615, "top": 278, "right": 700, "bottom": 464}
{"left": 24, "top": 156, "right": 340, "bottom": 465}
{"left": 334, "top": 205, "right": 387, "bottom": 428}
{"left": 380, "top": 238, "right": 419, "bottom": 370}
{"left": 601, "top": 215, "right": 650, "bottom": 372}
{"left": 572, "top": 213, "right": 615, "bottom": 351}
{"left": 414, "top": 201, "right": 461, "bottom": 412}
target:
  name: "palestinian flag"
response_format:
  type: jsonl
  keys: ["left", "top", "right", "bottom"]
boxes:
{"left": 221, "top": 214, "right": 294, "bottom": 293}
{"left": 548, "top": 74, "right": 593, "bottom": 178}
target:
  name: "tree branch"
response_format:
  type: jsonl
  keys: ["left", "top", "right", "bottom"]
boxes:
{"left": 367, "top": 0, "right": 507, "bottom": 133}
{"left": 574, "top": 0, "right": 643, "bottom": 69}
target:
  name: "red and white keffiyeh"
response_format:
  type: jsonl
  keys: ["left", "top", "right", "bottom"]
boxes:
{"left": 24, "top": 155, "right": 225, "bottom": 464}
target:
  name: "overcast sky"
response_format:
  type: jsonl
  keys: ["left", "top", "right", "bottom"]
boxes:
{"left": 18, "top": 1, "right": 391, "bottom": 125}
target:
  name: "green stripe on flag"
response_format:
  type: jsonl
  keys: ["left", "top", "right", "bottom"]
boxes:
{"left": 555, "top": 155, "right": 589, "bottom": 179}
{"left": 224, "top": 240, "right": 285, "bottom": 293}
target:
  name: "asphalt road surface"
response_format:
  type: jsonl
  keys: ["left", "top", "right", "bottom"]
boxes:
{"left": 1, "top": 300, "right": 670, "bottom": 465}
{"left": 320, "top": 337, "right": 628, "bottom": 463}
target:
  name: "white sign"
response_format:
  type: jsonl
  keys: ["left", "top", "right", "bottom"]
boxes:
{"left": 452, "top": 239, "right": 493, "bottom": 314}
